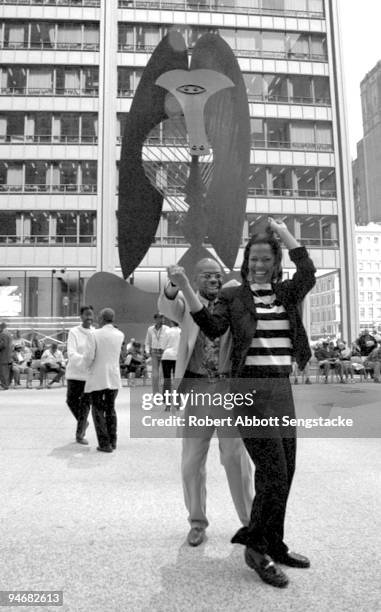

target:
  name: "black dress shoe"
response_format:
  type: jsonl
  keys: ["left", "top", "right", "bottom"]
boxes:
{"left": 270, "top": 550, "right": 310, "bottom": 568}
{"left": 231, "top": 526, "right": 249, "bottom": 545}
{"left": 187, "top": 526, "right": 206, "bottom": 547}
{"left": 97, "top": 446, "right": 113, "bottom": 453}
{"left": 76, "top": 437, "right": 89, "bottom": 445}
{"left": 245, "top": 547, "right": 289, "bottom": 588}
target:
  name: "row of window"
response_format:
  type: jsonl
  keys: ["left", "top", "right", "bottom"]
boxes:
{"left": 310, "top": 294, "right": 336, "bottom": 306}
{"left": 118, "top": 23, "right": 327, "bottom": 61}
{"left": 0, "top": 112, "right": 98, "bottom": 144}
{"left": 0, "top": 112, "right": 334, "bottom": 152}
{"left": 0, "top": 21, "right": 99, "bottom": 51}
{"left": 359, "top": 291, "right": 381, "bottom": 302}
{"left": 0, "top": 1, "right": 99, "bottom": 5}
{"left": 357, "top": 235, "right": 380, "bottom": 244}
{"left": 118, "top": 68, "right": 331, "bottom": 106}
{"left": 311, "top": 309, "right": 339, "bottom": 324}
{"left": 0, "top": 65, "right": 331, "bottom": 106}
{"left": 359, "top": 307, "right": 381, "bottom": 320}
{"left": 0, "top": 211, "right": 338, "bottom": 249}
{"left": 140, "top": 162, "right": 336, "bottom": 199}
{"left": 0, "top": 159, "right": 336, "bottom": 199}
{"left": 0, "top": 161, "right": 97, "bottom": 192}
{"left": 358, "top": 261, "right": 381, "bottom": 272}
{"left": 0, "top": 210, "right": 96, "bottom": 244}
{"left": 0, "top": 65, "right": 99, "bottom": 97}
{"left": 359, "top": 277, "right": 381, "bottom": 289}
{"left": 118, "top": 0, "right": 325, "bottom": 18}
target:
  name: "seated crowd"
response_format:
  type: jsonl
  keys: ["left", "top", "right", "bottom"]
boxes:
{"left": 4, "top": 326, "right": 381, "bottom": 388}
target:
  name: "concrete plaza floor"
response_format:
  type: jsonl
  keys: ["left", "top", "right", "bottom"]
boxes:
{"left": 0, "top": 382, "right": 380, "bottom": 612}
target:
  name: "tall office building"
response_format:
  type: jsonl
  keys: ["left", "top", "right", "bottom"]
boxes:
{"left": 353, "top": 61, "right": 381, "bottom": 225}
{"left": 0, "top": 0, "right": 358, "bottom": 340}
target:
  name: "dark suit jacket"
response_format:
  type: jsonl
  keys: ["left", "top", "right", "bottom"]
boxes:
{"left": 0, "top": 329, "right": 13, "bottom": 365}
{"left": 192, "top": 246, "right": 316, "bottom": 375}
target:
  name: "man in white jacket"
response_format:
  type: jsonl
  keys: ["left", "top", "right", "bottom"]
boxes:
{"left": 85, "top": 308, "right": 124, "bottom": 453}
{"left": 66, "top": 305, "right": 96, "bottom": 445}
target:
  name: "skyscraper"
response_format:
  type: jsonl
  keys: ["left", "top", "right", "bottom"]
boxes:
{"left": 353, "top": 60, "right": 381, "bottom": 225}
{"left": 0, "top": 0, "right": 358, "bottom": 340}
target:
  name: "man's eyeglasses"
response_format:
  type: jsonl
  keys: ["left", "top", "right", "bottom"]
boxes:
{"left": 199, "top": 273, "right": 223, "bottom": 281}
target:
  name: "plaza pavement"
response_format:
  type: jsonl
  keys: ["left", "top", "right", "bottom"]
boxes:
{"left": 0, "top": 382, "right": 380, "bottom": 612}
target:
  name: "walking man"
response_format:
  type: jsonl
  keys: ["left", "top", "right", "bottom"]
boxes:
{"left": 159, "top": 259, "right": 253, "bottom": 546}
{"left": 144, "top": 313, "right": 170, "bottom": 395}
{"left": 85, "top": 308, "right": 124, "bottom": 453}
{"left": 66, "top": 305, "right": 96, "bottom": 445}
{"left": 0, "top": 321, "right": 13, "bottom": 390}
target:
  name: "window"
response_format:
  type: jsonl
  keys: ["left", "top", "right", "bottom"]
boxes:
{"left": 118, "top": 23, "right": 134, "bottom": 49}
{"left": 287, "top": 32, "right": 309, "bottom": 58}
{"left": 359, "top": 292, "right": 364, "bottom": 302}
{"left": 265, "top": 74, "right": 288, "bottom": 102}
{"left": 314, "top": 76, "right": 330, "bottom": 104}
{"left": 243, "top": 73, "right": 263, "bottom": 99}
{"left": 236, "top": 29, "right": 260, "bottom": 53}
{"left": 262, "top": 31, "right": 286, "bottom": 56}
{"left": 4, "top": 22, "right": 28, "bottom": 48}
{"left": 368, "top": 293, "right": 373, "bottom": 301}
{"left": 31, "top": 22, "right": 55, "bottom": 48}
{"left": 0, "top": 211, "right": 16, "bottom": 241}
{"left": 270, "top": 166, "right": 293, "bottom": 196}
{"left": 290, "top": 75, "right": 312, "bottom": 103}
{"left": 25, "top": 161, "right": 49, "bottom": 190}
{"left": 319, "top": 168, "right": 336, "bottom": 197}
{"left": 251, "top": 118, "right": 265, "bottom": 147}
{"left": 56, "top": 212, "right": 77, "bottom": 243}
{"left": 290, "top": 121, "right": 314, "bottom": 149}
{"left": 267, "top": 118, "right": 290, "bottom": 148}
{"left": 60, "top": 114, "right": 80, "bottom": 143}
{"left": 295, "top": 167, "right": 317, "bottom": 197}
{"left": 248, "top": 166, "right": 267, "bottom": 195}
{"left": 29, "top": 212, "right": 49, "bottom": 242}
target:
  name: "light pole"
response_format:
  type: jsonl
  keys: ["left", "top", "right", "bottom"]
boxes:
{"left": 50, "top": 269, "right": 56, "bottom": 317}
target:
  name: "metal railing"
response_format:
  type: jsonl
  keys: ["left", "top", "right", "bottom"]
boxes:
{"left": 0, "top": 134, "right": 98, "bottom": 144}
{"left": 118, "top": 0, "right": 324, "bottom": 19}
{"left": 0, "top": 183, "right": 97, "bottom": 193}
{"left": 1, "top": 42, "right": 100, "bottom": 51}
{"left": 252, "top": 139, "right": 333, "bottom": 152}
{"left": 0, "top": 0, "right": 100, "bottom": 6}
{"left": 118, "top": 43, "right": 327, "bottom": 63}
{"left": 0, "top": 235, "right": 96, "bottom": 244}
{"left": 0, "top": 87, "right": 98, "bottom": 97}
{"left": 116, "top": 135, "right": 333, "bottom": 152}
{"left": 247, "top": 187, "right": 336, "bottom": 198}
{"left": 117, "top": 88, "right": 331, "bottom": 106}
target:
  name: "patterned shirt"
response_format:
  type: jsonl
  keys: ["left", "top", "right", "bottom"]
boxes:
{"left": 245, "top": 283, "right": 292, "bottom": 376}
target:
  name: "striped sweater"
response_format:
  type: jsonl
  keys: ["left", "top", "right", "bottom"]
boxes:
{"left": 244, "top": 283, "right": 292, "bottom": 376}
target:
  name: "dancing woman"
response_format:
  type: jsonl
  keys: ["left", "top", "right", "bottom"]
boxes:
{"left": 167, "top": 218, "right": 316, "bottom": 588}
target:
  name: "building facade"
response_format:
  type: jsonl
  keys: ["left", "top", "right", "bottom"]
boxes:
{"left": 0, "top": 0, "right": 358, "bottom": 340}
{"left": 353, "top": 61, "right": 381, "bottom": 226}
{"left": 355, "top": 223, "right": 381, "bottom": 331}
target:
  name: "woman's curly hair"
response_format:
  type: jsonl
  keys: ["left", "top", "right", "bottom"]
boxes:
{"left": 241, "top": 225, "right": 283, "bottom": 284}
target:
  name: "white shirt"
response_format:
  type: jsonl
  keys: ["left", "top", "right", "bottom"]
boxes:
{"left": 66, "top": 325, "right": 96, "bottom": 381}
{"left": 144, "top": 324, "right": 170, "bottom": 354}
{"left": 162, "top": 327, "right": 181, "bottom": 361}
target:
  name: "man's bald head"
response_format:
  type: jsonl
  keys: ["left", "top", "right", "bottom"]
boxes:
{"left": 193, "top": 258, "right": 223, "bottom": 300}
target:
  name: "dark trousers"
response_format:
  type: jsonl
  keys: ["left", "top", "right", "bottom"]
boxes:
{"left": 40, "top": 363, "right": 65, "bottom": 384}
{"left": 161, "top": 359, "right": 176, "bottom": 394}
{"left": 91, "top": 389, "right": 118, "bottom": 449}
{"left": 233, "top": 375, "right": 296, "bottom": 555}
{"left": 66, "top": 379, "right": 91, "bottom": 440}
{"left": 0, "top": 362, "right": 12, "bottom": 388}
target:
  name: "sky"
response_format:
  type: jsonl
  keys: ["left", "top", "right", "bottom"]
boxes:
{"left": 338, "top": 0, "right": 381, "bottom": 158}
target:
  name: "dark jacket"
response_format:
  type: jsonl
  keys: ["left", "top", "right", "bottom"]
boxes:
{"left": 0, "top": 328, "right": 13, "bottom": 365}
{"left": 191, "top": 246, "right": 316, "bottom": 376}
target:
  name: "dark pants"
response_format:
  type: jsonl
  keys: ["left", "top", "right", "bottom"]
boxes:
{"left": 0, "top": 362, "right": 12, "bottom": 388}
{"left": 91, "top": 389, "right": 118, "bottom": 449}
{"left": 66, "top": 379, "right": 91, "bottom": 440}
{"left": 161, "top": 359, "right": 176, "bottom": 394}
{"left": 233, "top": 374, "right": 296, "bottom": 556}
{"left": 40, "top": 363, "right": 65, "bottom": 384}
